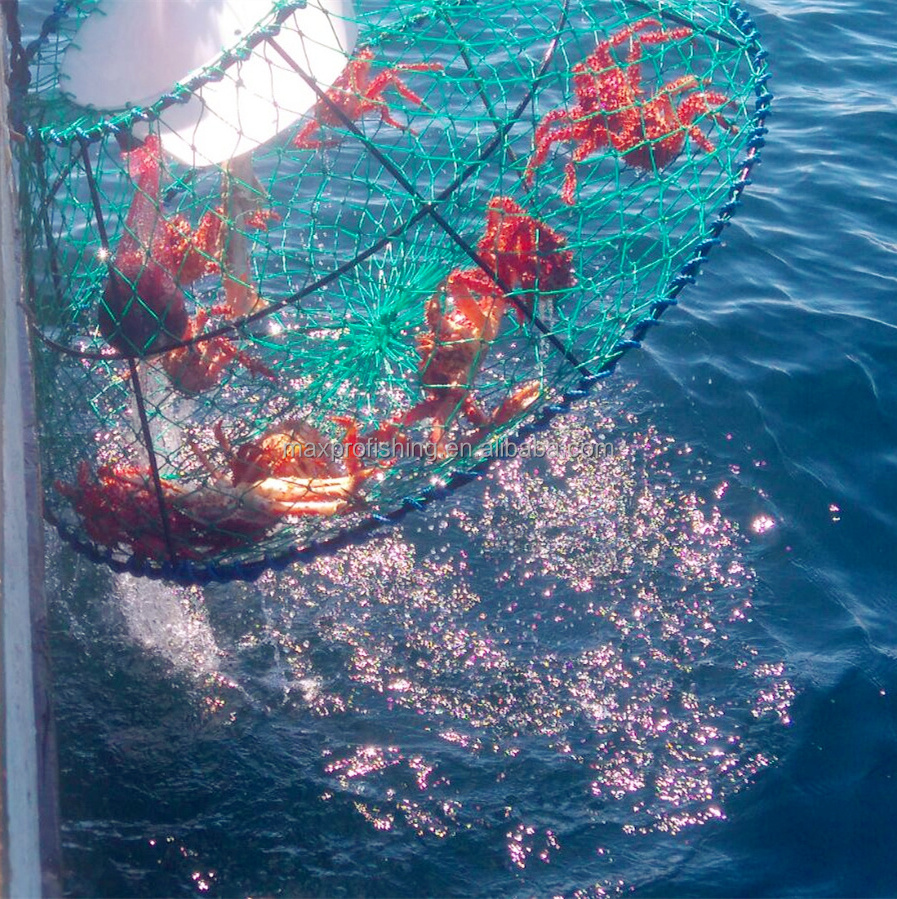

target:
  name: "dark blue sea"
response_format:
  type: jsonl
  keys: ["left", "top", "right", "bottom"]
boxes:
{"left": 21, "top": 0, "right": 897, "bottom": 895}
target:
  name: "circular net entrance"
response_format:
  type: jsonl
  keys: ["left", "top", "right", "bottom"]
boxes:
{"left": 14, "top": 0, "right": 770, "bottom": 583}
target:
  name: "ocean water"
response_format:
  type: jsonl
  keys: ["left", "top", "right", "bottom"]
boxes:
{"left": 21, "top": 0, "right": 897, "bottom": 896}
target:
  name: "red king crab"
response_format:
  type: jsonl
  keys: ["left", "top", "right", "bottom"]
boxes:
{"left": 525, "top": 18, "right": 738, "bottom": 203}
{"left": 404, "top": 267, "right": 509, "bottom": 452}
{"left": 406, "top": 272, "right": 542, "bottom": 454}
{"left": 56, "top": 418, "right": 398, "bottom": 562}
{"left": 293, "top": 48, "right": 443, "bottom": 149}
{"left": 161, "top": 307, "right": 276, "bottom": 397}
{"left": 191, "top": 417, "right": 382, "bottom": 520}
{"left": 403, "top": 198, "right": 569, "bottom": 452}
{"left": 99, "top": 135, "right": 222, "bottom": 355}
{"left": 100, "top": 136, "right": 274, "bottom": 394}
{"left": 477, "top": 196, "right": 575, "bottom": 320}
{"left": 54, "top": 462, "right": 249, "bottom": 561}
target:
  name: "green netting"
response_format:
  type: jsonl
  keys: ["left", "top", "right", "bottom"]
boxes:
{"left": 13, "top": 0, "right": 770, "bottom": 582}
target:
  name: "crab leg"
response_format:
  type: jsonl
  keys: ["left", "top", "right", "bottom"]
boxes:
{"left": 220, "top": 153, "right": 274, "bottom": 318}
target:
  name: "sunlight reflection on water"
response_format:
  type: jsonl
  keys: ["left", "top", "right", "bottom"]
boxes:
{"left": 202, "top": 392, "right": 788, "bottom": 888}
{"left": 50, "top": 388, "right": 793, "bottom": 895}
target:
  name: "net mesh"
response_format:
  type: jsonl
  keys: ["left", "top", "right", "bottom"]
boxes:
{"left": 13, "top": 0, "right": 771, "bottom": 582}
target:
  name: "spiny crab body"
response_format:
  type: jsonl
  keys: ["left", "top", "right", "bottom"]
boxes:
{"left": 56, "top": 418, "right": 399, "bottom": 562}
{"left": 525, "top": 18, "right": 737, "bottom": 203}
{"left": 55, "top": 462, "right": 245, "bottom": 561}
{"left": 99, "top": 136, "right": 222, "bottom": 356}
{"left": 477, "top": 196, "right": 575, "bottom": 320}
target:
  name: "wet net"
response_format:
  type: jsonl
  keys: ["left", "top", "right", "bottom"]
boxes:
{"left": 10, "top": 0, "right": 770, "bottom": 583}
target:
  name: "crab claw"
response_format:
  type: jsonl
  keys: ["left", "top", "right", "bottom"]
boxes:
{"left": 464, "top": 381, "right": 543, "bottom": 447}
{"left": 490, "top": 381, "right": 542, "bottom": 428}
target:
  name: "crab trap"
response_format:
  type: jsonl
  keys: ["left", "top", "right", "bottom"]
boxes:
{"left": 11, "top": 0, "right": 771, "bottom": 583}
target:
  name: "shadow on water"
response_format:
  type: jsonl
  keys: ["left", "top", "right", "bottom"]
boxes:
{"left": 49, "top": 385, "right": 794, "bottom": 898}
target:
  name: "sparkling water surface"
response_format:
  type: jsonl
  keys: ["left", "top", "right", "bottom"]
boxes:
{"left": 20, "top": 0, "right": 897, "bottom": 895}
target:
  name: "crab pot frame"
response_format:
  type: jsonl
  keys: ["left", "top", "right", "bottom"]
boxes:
{"left": 13, "top": 0, "right": 771, "bottom": 583}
